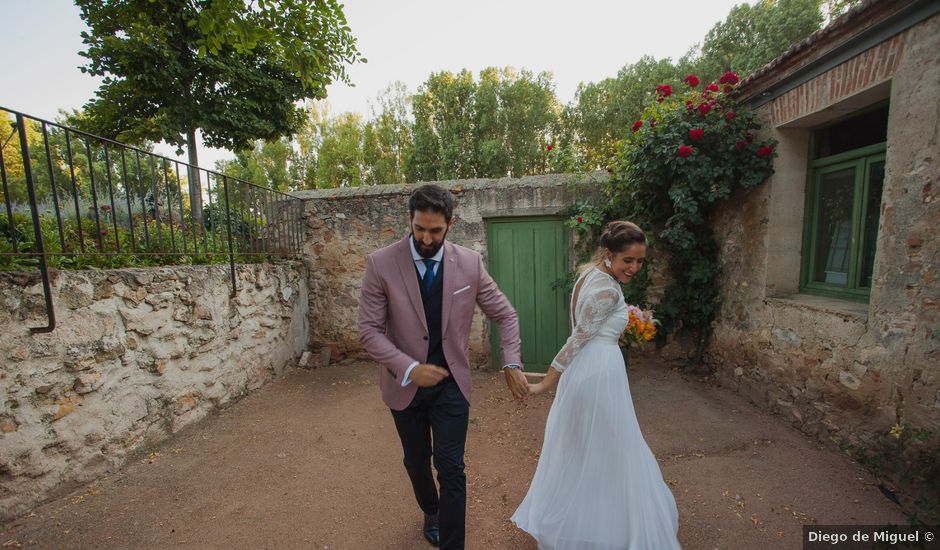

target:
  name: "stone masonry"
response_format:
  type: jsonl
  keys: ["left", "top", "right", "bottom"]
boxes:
{"left": 707, "top": 9, "right": 939, "bottom": 481}
{"left": 0, "top": 262, "right": 308, "bottom": 520}
{"left": 295, "top": 172, "right": 606, "bottom": 367}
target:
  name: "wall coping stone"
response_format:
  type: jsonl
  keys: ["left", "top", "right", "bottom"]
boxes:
{"left": 292, "top": 171, "right": 609, "bottom": 201}
{"left": 0, "top": 260, "right": 305, "bottom": 285}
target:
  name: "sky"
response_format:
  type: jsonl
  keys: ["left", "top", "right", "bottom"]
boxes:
{"left": 0, "top": 0, "right": 745, "bottom": 167}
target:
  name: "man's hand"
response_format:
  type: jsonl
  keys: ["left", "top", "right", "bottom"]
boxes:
{"left": 504, "top": 367, "right": 529, "bottom": 401}
{"left": 409, "top": 363, "right": 449, "bottom": 387}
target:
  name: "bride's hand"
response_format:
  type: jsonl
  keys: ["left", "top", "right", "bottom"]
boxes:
{"left": 527, "top": 382, "right": 547, "bottom": 396}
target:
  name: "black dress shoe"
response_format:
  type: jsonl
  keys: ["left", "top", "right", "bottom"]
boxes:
{"left": 423, "top": 512, "right": 440, "bottom": 547}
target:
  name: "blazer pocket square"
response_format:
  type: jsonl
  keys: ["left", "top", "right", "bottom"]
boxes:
{"left": 453, "top": 285, "right": 471, "bottom": 296}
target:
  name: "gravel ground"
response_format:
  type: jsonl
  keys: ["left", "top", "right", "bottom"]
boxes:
{"left": 1, "top": 357, "right": 907, "bottom": 549}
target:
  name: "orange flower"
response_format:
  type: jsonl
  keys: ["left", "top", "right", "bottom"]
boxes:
{"left": 622, "top": 305, "right": 659, "bottom": 348}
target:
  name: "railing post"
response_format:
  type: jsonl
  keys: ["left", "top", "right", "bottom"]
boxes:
{"left": 0, "top": 138, "right": 17, "bottom": 253}
{"left": 40, "top": 122, "right": 66, "bottom": 251}
{"left": 16, "top": 114, "right": 55, "bottom": 333}
{"left": 222, "top": 175, "right": 237, "bottom": 298}
{"left": 64, "top": 130, "right": 85, "bottom": 253}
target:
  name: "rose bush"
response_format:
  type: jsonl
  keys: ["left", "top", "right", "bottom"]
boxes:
{"left": 582, "top": 72, "right": 777, "bottom": 355}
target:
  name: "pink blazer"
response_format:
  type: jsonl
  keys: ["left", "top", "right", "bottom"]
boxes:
{"left": 358, "top": 237, "right": 522, "bottom": 411}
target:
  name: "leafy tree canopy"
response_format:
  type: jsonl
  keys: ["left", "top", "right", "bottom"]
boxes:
{"left": 690, "top": 0, "right": 825, "bottom": 82}
{"left": 76, "top": 0, "right": 363, "bottom": 162}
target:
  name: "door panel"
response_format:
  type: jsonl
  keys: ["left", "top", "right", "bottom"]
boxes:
{"left": 487, "top": 218, "right": 568, "bottom": 372}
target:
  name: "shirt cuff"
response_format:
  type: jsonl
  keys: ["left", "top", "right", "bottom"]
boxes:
{"left": 401, "top": 361, "right": 419, "bottom": 387}
{"left": 502, "top": 364, "right": 522, "bottom": 370}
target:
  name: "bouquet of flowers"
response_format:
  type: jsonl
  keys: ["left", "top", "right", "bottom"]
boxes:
{"left": 620, "top": 305, "right": 658, "bottom": 349}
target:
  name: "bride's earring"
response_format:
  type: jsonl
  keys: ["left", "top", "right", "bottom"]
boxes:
{"left": 603, "top": 256, "right": 612, "bottom": 269}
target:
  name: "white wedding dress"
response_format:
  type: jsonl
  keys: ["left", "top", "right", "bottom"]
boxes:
{"left": 512, "top": 267, "right": 681, "bottom": 550}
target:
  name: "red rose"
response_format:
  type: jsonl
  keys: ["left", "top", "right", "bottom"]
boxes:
{"left": 705, "top": 83, "right": 720, "bottom": 93}
{"left": 100, "top": 229, "right": 109, "bottom": 236}
{"left": 698, "top": 103, "right": 711, "bottom": 116}
{"left": 684, "top": 74, "right": 700, "bottom": 87}
{"left": 677, "top": 145, "right": 694, "bottom": 158}
{"left": 577, "top": 216, "right": 584, "bottom": 223}
{"left": 735, "top": 140, "right": 747, "bottom": 150}
{"left": 689, "top": 128, "right": 704, "bottom": 141}
{"left": 650, "top": 118, "right": 657, "bottom": 128}
{"left": 746, "top": 132, "right": 754, "bottom": 142}
{"left": 655, "top": 84, "right": 672, "bottom": 98}
{"left": 756, "top": 145, "right": 774, "bottom": 157}
{"left": 723, "top": 85, "right": 734, "bottom": 93}
{"left": 719, "top": 71, "right": 740, "bottom": 85}
{"left": 725, "top": 111, "right": 736, "bottom": 121}
{"left": 546, "top": 144, "right": 554, "bottom": 151}
{"left": 632, "top": 120, "right": 643, "bottom": 133}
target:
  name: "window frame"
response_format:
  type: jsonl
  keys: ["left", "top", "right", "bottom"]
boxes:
{"left": 800, "top": 141, "right": 887, "bottom": 302}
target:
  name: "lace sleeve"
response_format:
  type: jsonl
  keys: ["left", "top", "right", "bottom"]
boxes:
{"left": 550, "top": 283, "right": 622, "bottom": 373}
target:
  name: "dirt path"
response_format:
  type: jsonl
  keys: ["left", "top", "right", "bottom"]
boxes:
{"left": 1, "top": 358, "right": 906, "bottom": 549}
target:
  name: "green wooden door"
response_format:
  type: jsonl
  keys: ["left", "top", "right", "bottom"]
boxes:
{"left": 486, "top": 218, "right": 569, "bottom": 372}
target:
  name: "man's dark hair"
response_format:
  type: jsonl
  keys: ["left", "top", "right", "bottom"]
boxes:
{"left": 409, "top": 184, "right": 456, "bottom": 220}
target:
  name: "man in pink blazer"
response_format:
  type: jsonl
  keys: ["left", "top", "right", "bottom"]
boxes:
{"left": 358, "top": 184, "right": 527, "bottom": 549}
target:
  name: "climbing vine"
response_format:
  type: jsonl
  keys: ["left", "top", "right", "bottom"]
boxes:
{"left": 571, "top": 72, "right": 777, "bottom": 357}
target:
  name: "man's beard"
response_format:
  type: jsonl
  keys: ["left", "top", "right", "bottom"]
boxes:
{"left": 412, "top": 231, "right": 447, "bottom": 259}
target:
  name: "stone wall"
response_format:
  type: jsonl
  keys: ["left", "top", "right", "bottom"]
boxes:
{"left": 0, "top": 262, "right": 308, "bottom": 520}
{"left": 706, "top": 14, "right": 939, "bottom": 474}
{"left": 296, "top": 172, "right": 606, "bottom": 366}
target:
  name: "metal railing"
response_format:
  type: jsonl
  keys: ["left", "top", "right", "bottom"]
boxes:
{"left": 0, "top": 107, "right": 305, "bottom": 333}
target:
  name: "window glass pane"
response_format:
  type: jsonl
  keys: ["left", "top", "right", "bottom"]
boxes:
{"left": 859, "top": 160, "right": 885, "bottom": 288}
{"left": 813, "top": 168, "right": 856, "bottom": 285}
{"left": 813, "top": 105, "right": 888, "bottom": 159}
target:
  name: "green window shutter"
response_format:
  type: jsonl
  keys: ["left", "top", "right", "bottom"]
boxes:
{"left": 801, "top": 142, "right": 886, "bottom": 302}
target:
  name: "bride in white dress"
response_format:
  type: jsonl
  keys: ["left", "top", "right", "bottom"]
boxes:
{"left": 512, "top": 221, "right": 681, "bottom": 550}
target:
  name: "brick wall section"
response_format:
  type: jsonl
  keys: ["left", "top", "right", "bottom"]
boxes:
{"left": 769, "top": 32, "right": 907, "bottom": 125}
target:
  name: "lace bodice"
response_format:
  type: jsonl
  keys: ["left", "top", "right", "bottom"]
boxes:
{"left": 550, "top": 267, "right": 628, "bottom": 372}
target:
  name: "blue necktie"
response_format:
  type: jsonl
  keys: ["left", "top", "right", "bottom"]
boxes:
{"left": 422, "top": 259, "right": 436, "bottom": 292}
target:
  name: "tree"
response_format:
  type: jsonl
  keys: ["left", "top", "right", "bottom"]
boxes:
{"left": 288, "top": 101, "right": 327, "bottom": 190}
{"left": 315, "top": 112, "right": 364, "bottom": 188}
{"left": 563, "top": 56, "right": 682, "bottom": 169}
{"left": 217, "top": 137, "right": 292, "bottom": 192}
{"left": 75, "top": 0, "right": 362, "bottom": 218}
{"left": 558, "top": 0, "right": 826, "bottom": 170}
{"left": 824, "top": 0, "right": 863, "bottom": 20}
{"left": 490, "top": 68, "right": 560, "bottom": 177}
{"left": 690, "top": 0, "right": 824, "bottom": 83}
{"left": 408, "top": 68, "right": 561, "bottom": 180}
{"left": 1, "top": 110, "right": 33, "bottom": 203}
{"left": 409, "top": 70, "right": 477, "bottom": 180}
{"left": 472, "top": 68, "right": 511, "bottom": 178}
{"left": 1, "top": 110, "right": 95, "bottom": 207}
{"left": 362, "top": 82, "right": 412, "bottom": 185}
{"left": 218, "top": 90, "right": 410, "bottom": 191}
{"left": 407, "top": 90, "right": 443, "bottom": 183}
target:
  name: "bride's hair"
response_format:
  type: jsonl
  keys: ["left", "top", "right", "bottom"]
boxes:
{"left": 578, "top": 221, "right": 647, "bottom": 274}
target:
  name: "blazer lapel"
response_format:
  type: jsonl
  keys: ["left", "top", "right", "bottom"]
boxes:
{"left": 441, "top": 241, "right": 457, "bottom": 336}
{"left": 396, "top": 237, "right": 428, "bottom": 333}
